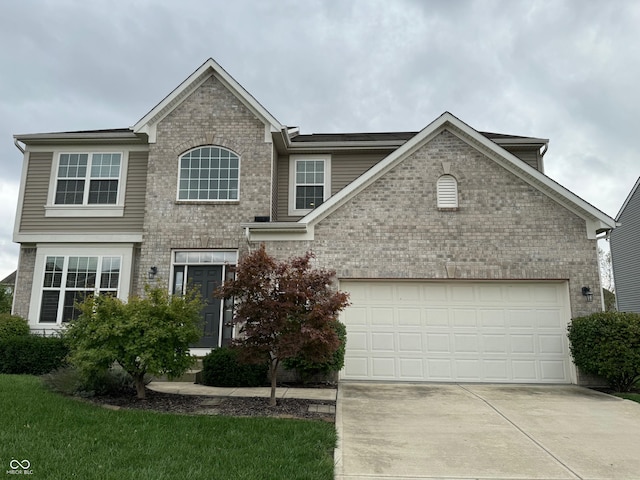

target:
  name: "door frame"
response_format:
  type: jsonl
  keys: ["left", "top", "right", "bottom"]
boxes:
{"left": 170, "top": 249, "right": 237, "bottom": 354}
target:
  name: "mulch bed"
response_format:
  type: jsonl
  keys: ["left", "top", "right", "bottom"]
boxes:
{"left": 84, "top": 388, "right": 336, "bottom": 421}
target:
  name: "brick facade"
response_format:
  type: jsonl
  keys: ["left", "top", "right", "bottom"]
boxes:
{"left": 262, "top": 130, "right": 601, "bottom": 319}
{"left": 137, "top": 76, "right": 270, "bottom": 291}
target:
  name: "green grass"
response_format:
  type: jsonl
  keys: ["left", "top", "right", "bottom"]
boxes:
{"left": 615, "top": 392, "right": 640, "bottom": 404}
{"left": 0, "top": 375, "right": 336, "bottom": 480}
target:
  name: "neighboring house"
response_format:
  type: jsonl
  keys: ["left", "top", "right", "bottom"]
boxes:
{"left": 0, "top": 270, "right": 16, "bottom": 294}
{"left": 12, "top": 58, "right": 616, "bottom": 385}
{"left": 610, "top": 177, "right": 640, "bottom": 313}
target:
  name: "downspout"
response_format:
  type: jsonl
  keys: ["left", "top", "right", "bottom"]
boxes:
{"left": 14, "top": 138, "right": 25, "bottom": 154}
{"left": 538, "top": 141, "right": 548, "bottom": 173}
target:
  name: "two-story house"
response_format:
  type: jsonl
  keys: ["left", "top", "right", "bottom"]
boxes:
{"left": 12, "top": 58, "right": 616, "bottom": 385}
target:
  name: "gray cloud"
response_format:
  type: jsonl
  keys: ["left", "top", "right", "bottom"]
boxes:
{"left": 1, "top": 0, "right": 639, "bottom": 278}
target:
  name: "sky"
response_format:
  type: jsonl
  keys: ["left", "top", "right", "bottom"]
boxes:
{"left": 1, "top": 0, "right": 639, "bottom": 281}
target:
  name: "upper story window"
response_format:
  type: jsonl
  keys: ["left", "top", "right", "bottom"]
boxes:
{"left": 178, "top": 146, "right": 240, "bottom": 201}
{"left": 289, "top": 155, "right": 331, "bottom": 215}
{"left": 55, "top": 153, "right": 121, "bottom": 205}
{"left": 437, "top": 174, "right": 458, "bottom": 209}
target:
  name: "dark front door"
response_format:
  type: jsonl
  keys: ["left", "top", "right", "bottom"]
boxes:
{"left": 187, "top": 265, "right": 223, "bottom": 348}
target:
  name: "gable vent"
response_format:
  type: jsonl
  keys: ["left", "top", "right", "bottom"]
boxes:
{"left": 437, "top": 175, "right": 458, "bottom": 208}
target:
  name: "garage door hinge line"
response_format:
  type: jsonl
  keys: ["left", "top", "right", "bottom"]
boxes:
{"left": 457, "top": 384, "right": 583, "bottom": 480}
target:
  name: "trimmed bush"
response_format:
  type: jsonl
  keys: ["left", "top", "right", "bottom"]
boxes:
{"left": 43, "top": 364, "right": 143, "bottom": 397}
{"left": 200, "top": 347, "right": 268, "bottom": 387}
{"left": 284, "top": 321, "right": 347, "bottom": 383}
{"left": 567, "top": 311, "right": 640, "bottom": 392}
{"left": 0, "top": 314, "right": 30, "bottom": 339}
{"left": 0, "top": 335, "right": 68, "bottom": 375}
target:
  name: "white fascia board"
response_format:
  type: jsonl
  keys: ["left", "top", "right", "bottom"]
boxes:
{"left": 13, "top": 151, "right": 29, "bottom": 245}
{"left": 301, "top": 112, "right": 455, "bottom": 226}
{"left": 242, "top": 223, "right": 313, "bottom": 242}
{"left": 301, "top": 112, "right": 617, "bottom": 236}
{"left": 13, "top": 233, "right": 143, "bottom": 243}
{"left": 615, "top": 176, "right": 640, "bottom": 221}
{"left": 132, "top": 58, "right": 283, "bottom": 142}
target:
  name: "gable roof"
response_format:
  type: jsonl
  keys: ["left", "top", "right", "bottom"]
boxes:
{"left": 615, "top": 177, "right": 640, "bottom": 221}
{"left": 132, "top": 58, "right": 285, "bottom": 143}
{"left": 246, "top": 112, "right": 617, "bottom": 240}
{"left": 0, "top": 270, "right": 16, "bottom": 286}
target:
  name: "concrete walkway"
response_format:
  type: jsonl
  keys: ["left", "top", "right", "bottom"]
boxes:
{"left": 148, "top": 381, "right": 337, "bottom": 401}
{"left": 335, "top": 382, "right": 640, "bottom": 480}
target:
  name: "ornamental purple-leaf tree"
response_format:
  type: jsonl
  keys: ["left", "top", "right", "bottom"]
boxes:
{"left": 216, "top": 244, "right": 350, "bottom": 406}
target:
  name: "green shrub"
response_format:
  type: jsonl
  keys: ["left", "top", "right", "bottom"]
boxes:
{"left": 0, "top": 313, "right": 30, "bottom": 339}
{"left": 43, "top": 364, "right": 144, "bottom": 397}
{"left": 200, "top": 347, "right": 268, "bottom": 387}
{"left": 0, "top": 335, "right": 68, "bottom": 375}
{"left": 567, "top": 311, "right": 640, "bottom": 392}
{"left": 284, "top": 321, "right": 347, "bottom": 383}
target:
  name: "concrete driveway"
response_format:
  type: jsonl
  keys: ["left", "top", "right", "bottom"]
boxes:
{"left": 335, "top": 383, "right": 640, "bottom": 480}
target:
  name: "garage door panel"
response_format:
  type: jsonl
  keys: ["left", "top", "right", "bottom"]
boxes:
{"left": 452, "top": 309, "right": 477, "bottom": 327}
{"left": 425, "top": 308, "right": 449, "bottom": 326}
{"left": 426, "top": 333, "right": 451, "bottom": 353}
{"left": 342, "top": 281, "right": 572, "bottom": 384}
{"left": 371, "top": 332, "right": 395, "bottom": 352}
{"left": 481, "top": 334, "right": 508, "bottom": 354}
{"left": 372, "top": 357, "right": 396, "bottom": 377}
{"left": 454, "top": 334, "right": 479, "bottom": 353}
{"left": 398, "top": 333, "right": 422, "bottom": 352}
{"left": 399, "top": 358, "right": 424, "bottom": 378}
{"left": 479, "top": 309, "right": 506, "bottom": 327}
{"left": 343, "top": 306, "right": 367, "bottom": 325}
{"left": 348, "top": 331, "right": 368, "bottom": 351}
{"left": 398, "top": 308, "right": 421, "bottom": 326}
{"left": 371, "top": 308, "right": 394, "bottom": 326}
{"left": 510, "top": 334, "right": 535, "bottom": 354}
{"left": 427, "top": 359, "right": 453, "bottom": 379}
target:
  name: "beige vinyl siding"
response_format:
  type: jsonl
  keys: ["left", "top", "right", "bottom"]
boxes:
{"left": 276, "top": 152, "right": 387, "bottom": 221}
{"left": 19, "top": 151, "right": 148, "bottom": 233}
{"left": 504, "top": 147, "right": 541, "bottom": 171}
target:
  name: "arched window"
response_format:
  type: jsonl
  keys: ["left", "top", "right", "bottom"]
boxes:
{"left": 178, "top": 146, "right": 239, "bottom": 201}
{"left": 437, "top": 175, "right": 458, "bottom": 208}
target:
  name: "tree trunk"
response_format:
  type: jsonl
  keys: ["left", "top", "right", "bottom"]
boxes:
{"left": 269, "top": 358, "right": 279, "bottom": 407}
{"left": 134, "top": 374, "right": 146, "bottom": 399}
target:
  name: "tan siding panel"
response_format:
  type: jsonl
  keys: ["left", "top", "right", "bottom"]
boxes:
{"left": 275, "top": 152, "right": 387, "bottom": 221}
{"left": 19, "top": 151, "right": 148, "bottom": 234}
{"left": 332, "top": 153, "right": 387, "bottom": 193}
{"left": 504, "top": 147, "right": 540, "bottom": 171}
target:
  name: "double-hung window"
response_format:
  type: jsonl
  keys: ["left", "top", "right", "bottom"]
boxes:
{"left": 55, "top": 153, "right": 121, "bottom": 205}
{"left": 289, "top": 155, "right": 331, "bottom": 215}
{"left": 39, "top": 255, "right": 121, "bottom": 324}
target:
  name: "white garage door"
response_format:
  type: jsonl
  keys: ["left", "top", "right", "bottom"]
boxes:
{"left": 340, "top": 281, "right": 574, "bottom": 383}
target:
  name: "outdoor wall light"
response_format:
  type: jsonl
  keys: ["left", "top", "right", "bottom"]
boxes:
{"left": 148, "top": 266, "right": 158, "bottom": 280}
{"left": 581, "top": 286, "right": 593, "bottom": 302}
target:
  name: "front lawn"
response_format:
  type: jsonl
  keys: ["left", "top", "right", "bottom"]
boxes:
{"left": 0, "top": 375, "right": 336, "bottom": 480}
{"left": 615, "top": 392, "right": 640, "bottom": 404}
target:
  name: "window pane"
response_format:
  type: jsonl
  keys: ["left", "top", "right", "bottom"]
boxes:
{"left": 295, "top": 186, "right": 324, "bottom": 210}
{"left": 178, "top": 147, "right": 239, "bottom": 201}
{"left": 40, "top": 291, "right": 60, "bottom": 323}
{"left": 100, "top": 257, "right": 120, "bottom": 289}
{"left": 91, "top": 153, "right": 121, "bottom": 178}
{"left": 55, "top": 180, "right": 85, "bottom": 204}
{"left": 43, "top": 256, "right": 64, "bottom": 288}
{"left": 88, "top": 180, "right": 118, "bottom": 204}
{"left": 67, "top": 256, "right": 97, "bottom": 288}
{"left": 62, "top": 291, "right": 91, "bottom": 322}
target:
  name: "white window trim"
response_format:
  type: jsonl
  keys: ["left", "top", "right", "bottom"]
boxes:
{"left": 29, "top": 244, "right": 134, "bottom": 329}
{"left": 288, "top": 154, "right": 331, "bottom": 216}
{"left": 176, "top": 146, "right": 241, "bottom": 203}
{"left": 45, "top": 148, "right": 129, "bottom": 217}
